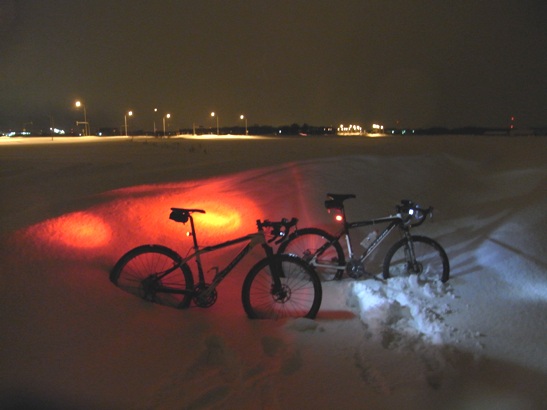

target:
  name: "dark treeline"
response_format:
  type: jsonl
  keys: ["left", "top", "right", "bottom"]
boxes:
{"left": 7, "top": 123, "right": 545, "bottom": 137}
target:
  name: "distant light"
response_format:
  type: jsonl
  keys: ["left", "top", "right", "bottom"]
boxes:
{"left": 50, "top": 127, "right": 66, "bottom": 135}
{"left": 9, "top": 131, "right": 31, "bottom": 136}
{"left": 337, "top": 123, "right": 364, "bottom": 136}
{"left": 335, "top": 215, "right": 343, "bottom": 222}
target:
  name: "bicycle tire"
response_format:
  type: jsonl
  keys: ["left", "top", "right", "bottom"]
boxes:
{"left": 383, "top": 235, "right": 450, "bottom": 283}
{"left": 278, "top": 227, "right": 345, "bottom": 281}
{"left": 242, "top": 254, "right": 322, "bottom": 319}
{"left": 110, "top": 245, "right": 194, "bottom": 308}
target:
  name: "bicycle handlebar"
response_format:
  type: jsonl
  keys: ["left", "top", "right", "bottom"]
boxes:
{"left": 258, "top": 217, "right": 299, "bottom": 243}
{"left": 396, "top": 200, "right": 433, "bottom": 227}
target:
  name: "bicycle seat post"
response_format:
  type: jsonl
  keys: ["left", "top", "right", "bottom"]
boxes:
{"left": 188, "top": 214, "right": 199, "bottom": 250}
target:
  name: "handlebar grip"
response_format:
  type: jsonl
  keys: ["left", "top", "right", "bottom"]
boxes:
{"left": 411, "top": 206, "right": 433, "bottom": 227}
{"left": 395, "top": 200, "right": 433, "bottom": 227}
{"left": 257, "top": 217, "right": 299, "bottom": 243}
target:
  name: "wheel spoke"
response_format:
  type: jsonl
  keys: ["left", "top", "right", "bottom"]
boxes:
{"left": 242, "top": 255, "right": 322, "bottom": 319}
{"left": 279, "top": 229, "right": 344, "bottom": 281}
{"left": 383, "top": 236, "right": 449, "bottom": 282}
{"left": 111, "top": 246, "right": 194, "bottom": 308}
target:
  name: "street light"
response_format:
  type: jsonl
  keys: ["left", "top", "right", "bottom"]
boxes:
{"left": 211, "top": 111, "right": 219, "bottom": 135}
{"left": 124, "top": 110, "right": 133, "bottom": 137}
{"left": 240, "top": 114, "right": 248, "bottom": 135}
{"left": 75, "top": 100, "right": 89, "bottom": 135}
{"left": 153, "top": 108, "right": 158, "bottom": 134}
{"left": 163, "top": 113, "right": 171, "bottom": 137}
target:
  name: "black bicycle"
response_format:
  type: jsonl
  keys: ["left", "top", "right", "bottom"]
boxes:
{"left": 278, "top": 194, "right": 449, "bottom": 283}
{"left": 111, "top": 208, "right": 322, "bottom": 319}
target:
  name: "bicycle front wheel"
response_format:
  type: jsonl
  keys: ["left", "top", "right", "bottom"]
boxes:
{"left": 383, "top": 235, "right": 449, "bottom": 283}
{"left": 278, "top": 228, "right": 345, "bottom": 281}
{"left": 110, "top": 245, "right": 194, "bottom": 308}
{"left": 242, "top": 254, "right": 322, "bottom": 319}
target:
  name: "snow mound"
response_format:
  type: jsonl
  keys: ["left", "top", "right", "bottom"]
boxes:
{"left": 350, "top": 277, "right": 462, "bottom": 348}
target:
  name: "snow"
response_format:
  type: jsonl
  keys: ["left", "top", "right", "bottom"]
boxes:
{"left": 1, "top": 134, "right": 546, "bottom": 409}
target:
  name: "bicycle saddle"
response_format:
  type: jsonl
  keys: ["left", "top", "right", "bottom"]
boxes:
{"left": 169, "top": 208, "right": 205, "bottom": 223}
{"left": 325, "top": 193, "right": 356, "bottom": 209}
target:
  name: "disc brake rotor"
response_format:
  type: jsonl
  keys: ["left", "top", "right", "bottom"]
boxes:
{"left": 272, "top": 284, "right": 291, "bottom": 303}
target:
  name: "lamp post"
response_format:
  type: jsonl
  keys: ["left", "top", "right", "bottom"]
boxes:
{"left": 163, "top": 113, "right": 171, "bottom": 137}
{"left": 124, "top": 110, "right": 133, "bottom": 137}
{"left": 75, "top": 100, "right": 89, "bottom": 135}
{"left": 240, "top": 114, "right": 248, "bottom": 135}
{"left": 211, "top": 112, "right": 219, "bottom": 135}
{"left": 153, "top": 108, "right": 158, "bottom": 135}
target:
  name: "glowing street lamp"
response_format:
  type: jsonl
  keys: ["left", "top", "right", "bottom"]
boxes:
{"left": 124, "top": 110, "right": 133, "bottom": 137}
{"left": 163, "top": 113, "right": 171, "bottom": 136}
{"left": 153, "top": 108, "right": 158, "bottom": 134}
{"left": 75, "top": 100, "right": 89, "bottom": 135}
{"left": 211, "top": 111, "right": 219, "bottom": 135}
{"left": 240, "top": 114, "right": 248, "bottom": 135}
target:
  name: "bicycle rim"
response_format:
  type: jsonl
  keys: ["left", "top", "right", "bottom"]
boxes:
{"left": 111, "top": 245, "right": 194, "bottom": 308}
{"left": 384, "top": 236, "right": 449, "bottom": 283}
{"left": 242, "top": 255, "right": 322, "bottom": 319}
{"left": 279, "top": 228, "right": 344, "bottom": 281}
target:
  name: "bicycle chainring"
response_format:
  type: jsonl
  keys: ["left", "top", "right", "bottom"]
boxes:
{"left": 346, "top": 260, "right": 365, "bottom": 279}
{"left": 193, "top": 284, "right": 218, "bottom": 308}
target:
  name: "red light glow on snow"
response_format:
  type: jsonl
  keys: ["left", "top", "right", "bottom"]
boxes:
{"left": 55, "top": 212, "right": 112, "bottom": 248}
{"left": 22, "top": 179, "right": 262, "bottom": 258}
{"left": 193, "top": 203, "right": 242, "bottom": 230}
{"left": 108, "top": 180, "right": 262, "bottom": 244}
{"left": 39, "top": 211, "right": 112, "bottom": 249}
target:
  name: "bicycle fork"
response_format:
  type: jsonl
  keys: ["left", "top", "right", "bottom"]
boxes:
{"left": 401, "top": 231, "right": 421, "bottom": 274}
{"left": 262, "top": 243, "right": 290, "bottom": 300}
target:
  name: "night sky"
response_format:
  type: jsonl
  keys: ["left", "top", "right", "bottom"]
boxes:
{"left": 1, "top": 0, "right": 546, "bottom": 132}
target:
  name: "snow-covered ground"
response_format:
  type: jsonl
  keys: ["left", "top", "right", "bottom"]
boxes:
{"left": 1, "top": 134, "right": 546, "bottom": 409}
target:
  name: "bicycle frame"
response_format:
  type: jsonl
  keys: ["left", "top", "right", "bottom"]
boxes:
{"left": 153, "top": 214, "right": 277, "bottom": 297}
{"left": 313, "top": 213, "right": 407, "bottom": 272}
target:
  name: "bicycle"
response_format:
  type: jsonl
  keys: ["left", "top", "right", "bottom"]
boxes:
{"left": 110, "top": 208, "right": 322, "bottom": 319}
{"left": 278, "top": 194, "right": 450, "bottom": 283}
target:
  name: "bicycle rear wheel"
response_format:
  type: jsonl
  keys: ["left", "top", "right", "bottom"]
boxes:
{"left": 242, "top": 254, "right": 322, "bottom": 319}
{"left": 383, "top": 235, "right": 449, "bottom": 283}
{"left": 110, "top": 245, "right": 194, "bottom": 308}
{"left": 278, "top": 228, "right": 345, "bottom": 280}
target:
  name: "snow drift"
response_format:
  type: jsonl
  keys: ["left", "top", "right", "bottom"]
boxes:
{"left": 1, "top": 135, "right": 546, "bottom": 409}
